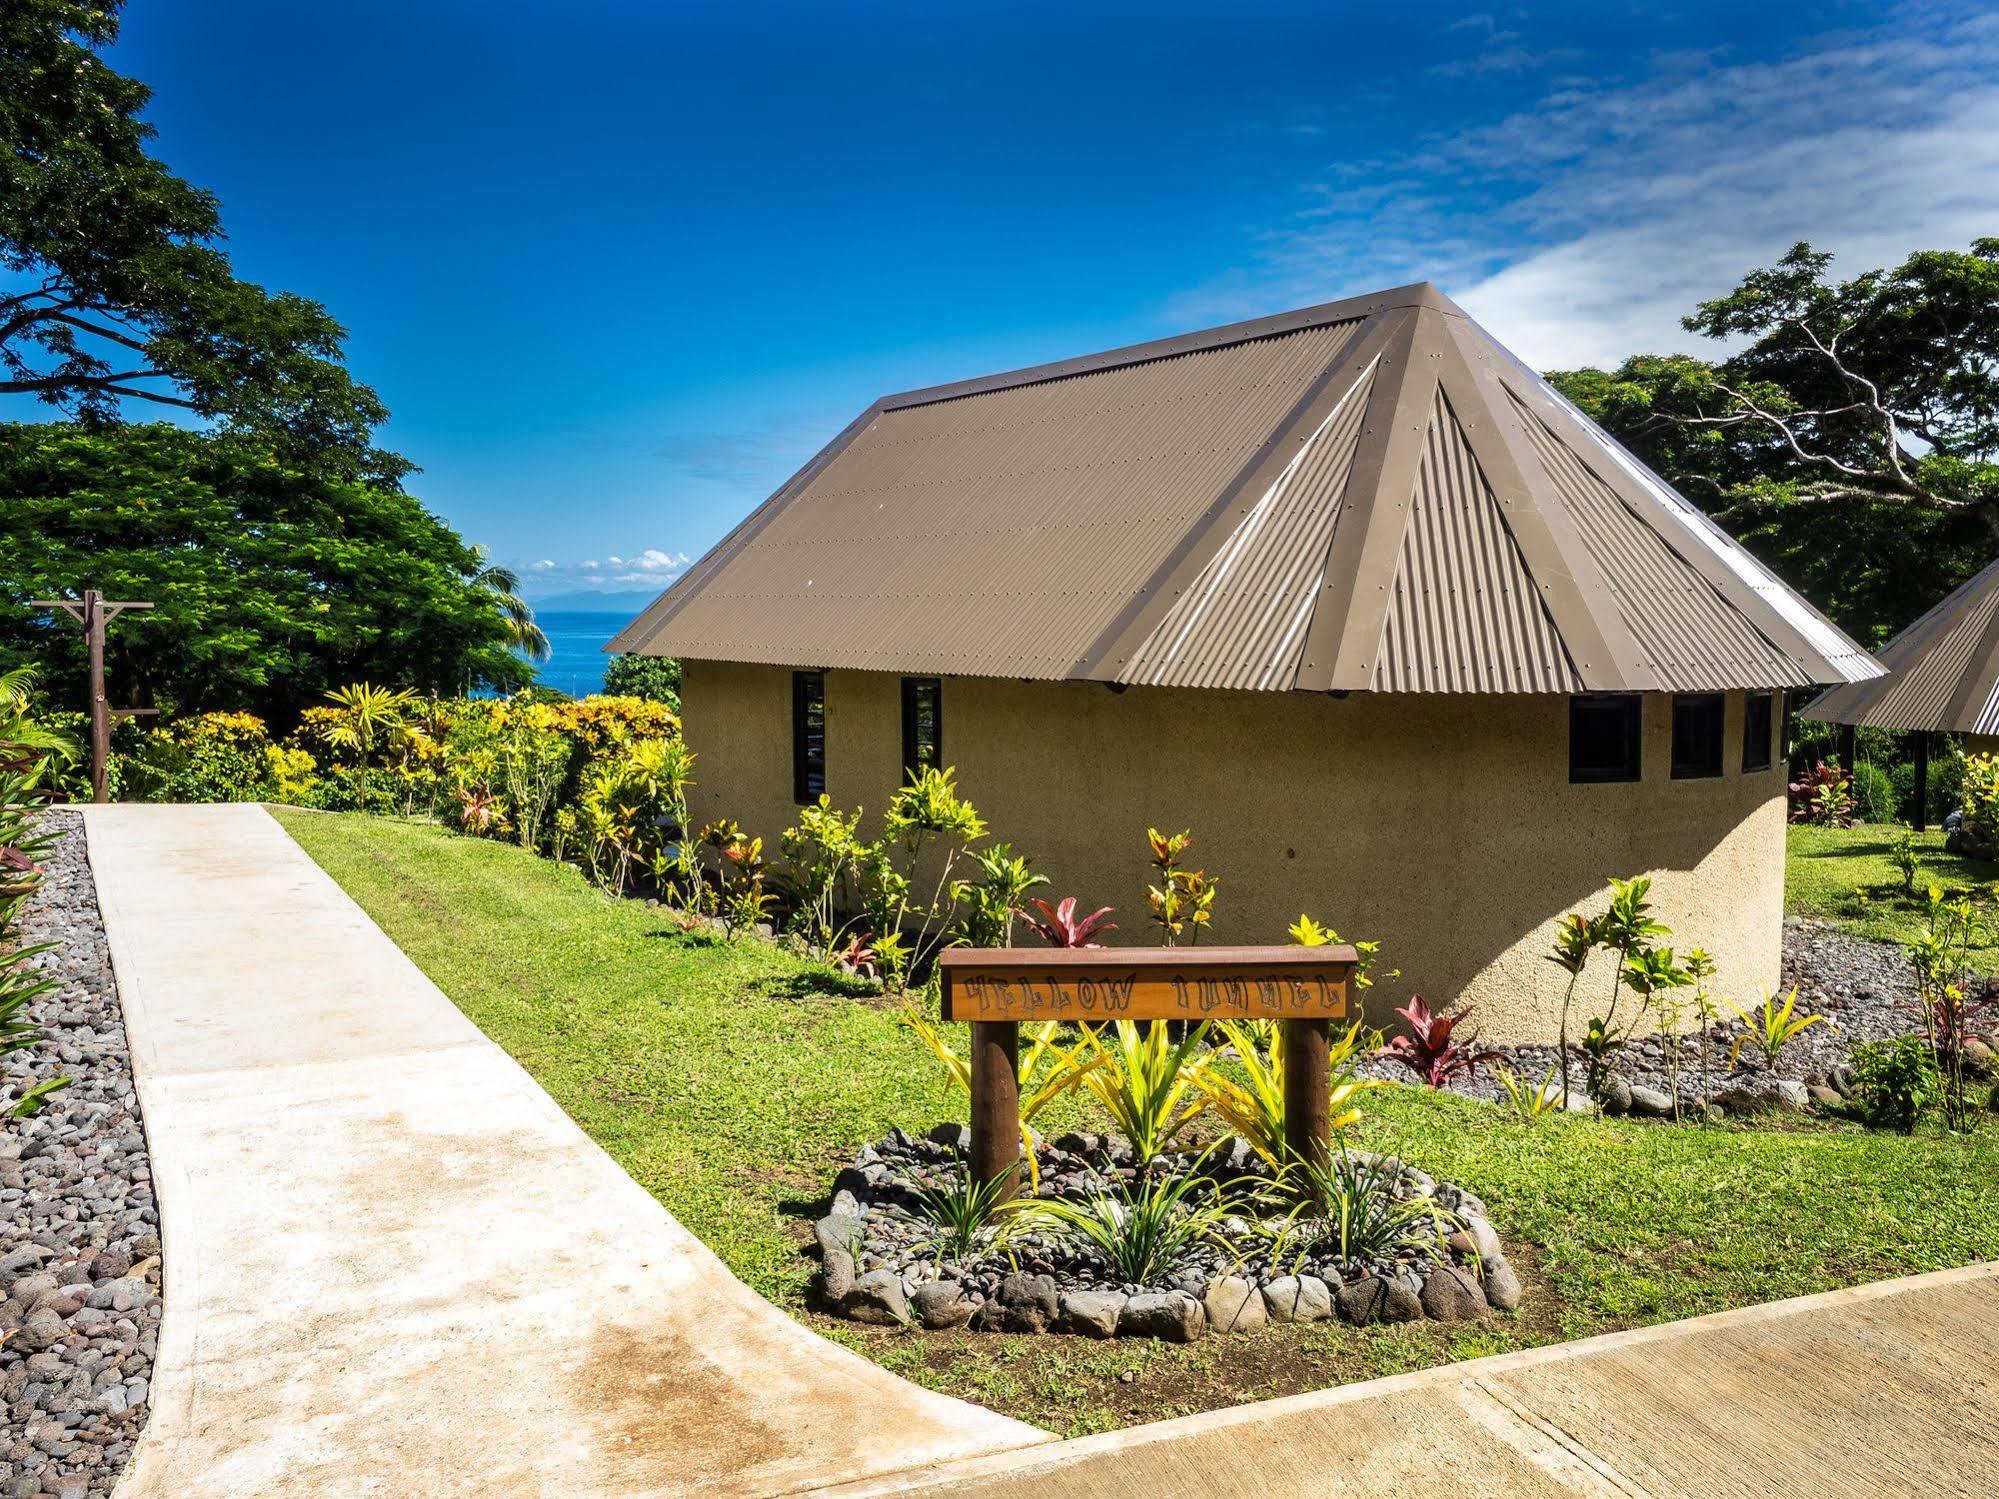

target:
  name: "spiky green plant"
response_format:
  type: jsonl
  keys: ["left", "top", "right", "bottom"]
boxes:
{"left": 897, "top": 1168, "right": 1042, "bottom": 1264}
{"left": 1287, "top": 1149, "right": 1460, "bottom": 1263}
{"left": 1034, "top": 1162, "right": 1246, "bottom": 1285}
{"left": 1075, "top": 1019, "right": 1213, "bottom": 1165}
{"left": 1191, "top": 1018, "right": 1378, "bottom": 1166}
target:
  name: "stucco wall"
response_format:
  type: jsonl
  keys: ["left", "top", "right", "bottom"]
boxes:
{"left": 679, "top": 660, "right": 1787, "bottom": 1042}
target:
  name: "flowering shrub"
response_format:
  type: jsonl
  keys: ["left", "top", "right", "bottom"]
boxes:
{"left": 1958, "top": 752, "right": 1999, "bottom": 852}
{"left": 1787, "top": 761, "right": 1854, "bottom": 826}
{"left": 124, "top": 712, "right": 277, "bottom": 803}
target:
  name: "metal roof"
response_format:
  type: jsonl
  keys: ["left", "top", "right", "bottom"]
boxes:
{"left": 1803, "top": 559, "right": 1999, "bottom": 733}
{"left": 612, "top": 283, "right": 1884, "bottom": 694}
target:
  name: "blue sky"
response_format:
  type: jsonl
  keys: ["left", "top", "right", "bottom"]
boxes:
{"left": 108, "top": 0, "right": 1998, "bottom": 601}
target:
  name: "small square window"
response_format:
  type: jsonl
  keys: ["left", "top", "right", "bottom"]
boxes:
{"left": 792, "top": 671, "right": 826, "bottom": 803}
{"left": 901, "top": 677, "right": 942, "bottom": 781}
{"left": 1672, "top": 693, "right": 1725, "bottom": 779}
{"left": 1742, "top": 691, "right": 1775, "bottom": 772}
{"left": 1570, "top": 695, "right": 1641, "bottom": 784}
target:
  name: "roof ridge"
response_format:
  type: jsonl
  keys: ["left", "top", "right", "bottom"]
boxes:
{"left": 880, "top": 283, "right": 1461, "bottom": 413}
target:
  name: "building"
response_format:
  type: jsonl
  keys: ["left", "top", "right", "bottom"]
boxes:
{"left": 1803, "top": 556, "right": 1999, "bottom": 828}
{"left": 611, "top": 284, "right": 1881, "bottom": 1039}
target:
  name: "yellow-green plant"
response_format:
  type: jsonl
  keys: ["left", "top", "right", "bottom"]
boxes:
{"left": 1682, "top": 947, "right": 1720, "bottom": 1108}
{"left": 1145, "top": 827, "right": 1216, "bottom": 945}
{"left": 1727, "top": 987, "right": 1831, "bottom": 1071}
{"left": 1960, "top": 752, "right": 1999, "bottom": 851}
{"left": 1545, "top": 911, "right": 1597, "bottom": 1108}
{"left": 1287, "top": 912, "right": 1394, "bottom": 988}
{"left": 1889, "top": 824, "right": 1920, "bottom": 895}
{"left": 780, "top": 795, "right": 867, "bottom": 959}
{"left": 319, "top": 683, "right": 419, "bottom": 776}
{"left": 1076, "top": 1018, "right": 1213, "bottom": 1164}
{"left": 1903, "top": 884, "right": 1993, "bottom": 1131}
{"left": 1193, "top": 1018, "right": 1378, "bottom": 1166}
{"left": 1496, "top": 1063, "right": 1565, "bottom": 1123}
{"left": 1624, "top": 944, "right": 1693, "bottom": 1119}
{"left": 868, "top": 767, "right": 988, "bottom": 984}
{"left": 897, "top": 1006, "right": 1098, "bottom": 1189}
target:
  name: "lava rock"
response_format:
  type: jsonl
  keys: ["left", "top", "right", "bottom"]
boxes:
{"left": 1807, "top": 1083, "right": 1845, "bottom": 1111}
{"left": 1420, "top": 1266, "right": 1489, "bottom": 1321}
{"left": 1261, "top": 1275, "right": 1333, "bottom": 1324}
{"left": 1056, "top": 1291, "right": 1125, "bottom": 1339}
{"left": 997, "top": 1273, "right": 1059, "bottom": 1334}
{"left": 1336, "top": 1275, "right": 1421, "bottom": 1326}
{"left": 814, "top": 1214, "right": 858, "bottom": 1302}
{"left": 1119, "top": 1291, "right": 1205, "bottom": 1342}
{"left": 841, "top": 1269, "right": 909, "bottom": 1326}
{"left": 1202, "top": 1276, "right": 1266, "bottom": 1334}
{"left": 912, "top": 1281, "right": 974, "bottom": 1330}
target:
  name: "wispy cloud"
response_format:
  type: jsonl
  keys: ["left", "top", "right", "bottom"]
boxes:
{"left": 1173, "top": 3, "right": 1999, "bottom": 368}
{"left": 518, "top": 547, "right": 693, "bottom": 598}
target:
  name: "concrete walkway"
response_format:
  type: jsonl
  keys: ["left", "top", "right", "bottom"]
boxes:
{"left": 831, "top": 1261, "right": 1999, "bottom": 1498}
{"left": 84, "top": 803, "right": 1044, "bottom": 1497}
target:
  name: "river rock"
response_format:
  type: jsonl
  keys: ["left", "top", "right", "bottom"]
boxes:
{"left": 912, "top": 1281, "right": 974, "bottom": 1330}
{"left": 1056, "top": 1291, "right": 1125, "bottom": 1339}
{"left": 1202, "top": 1276, "right": 1266, "bottom": 1334}
{"left": 1336, "top": 1275, "right": 1421, "bottom": 1326}
{"left": 1481, "top": 1258, "right": 1523, "bottom": 1311}
{"left": 1261, "top": 1275, "right": 1332, "bottom": 1324}
{"left": 841, "top": 1269, "right": 909, "bottom": 1325}
{"left": 1119, "top": 1291, "right": 1205, "bottom": 1342}
{"left": 997, "top": 1272, "right": 1059, "bottom": 1333}
{"left": 1420, "top": 1266, "right": 1488, "bottom": 1321}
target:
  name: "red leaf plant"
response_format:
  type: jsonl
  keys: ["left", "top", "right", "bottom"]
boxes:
{"left": 1377, "top": 995, "right": 1502, "bottom": 1089}
{"left": 832, "top": 933, "right": 879, "bottom": 980}
{"left": 1016, "top": 896, "right": 1117, "bottom": 948}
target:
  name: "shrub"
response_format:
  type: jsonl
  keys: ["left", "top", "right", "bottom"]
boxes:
{"left": 124, "top": 712, "right": 276, "bottom": 803}
{"left": 1789, "top": 762, "right": 1854, "bottom": 826}
{"left": 1959, "top": 753, "right": 1999, "bottom": 852}
{"left": 1376, "top": 994, "right": 1500, "bottom": 1089}
{"left": 1034, "top": 1161, "right": 1245, "bottom": 1285}
{"left": 1848, "top": 1037, "right": 1940, "bottom": 1133}
{"left": 1849, "top": 761, "right": 1896, "bottom": 823}
{"left": 601, "top": 654, "right": 682, "bottom": 707}
{"left": 1286, "top": 1150, "right": 1458, "bottom": 1263}
{"left": 1890, "top": 752, "right": 1964, "bottom": 826}
{"left": 1194, "top": 1018, "right": 1377, "bottom": 1166}
{"left": 1076, "top": 1020, "right": 1213, "bottom": 1165}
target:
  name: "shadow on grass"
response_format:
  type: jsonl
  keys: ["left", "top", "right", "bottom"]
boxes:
{"left": 754, "top": 970, "right": 881, "bottom": 1002}
{"left": 644, "top": 925, "right": 727, "bottom": 950}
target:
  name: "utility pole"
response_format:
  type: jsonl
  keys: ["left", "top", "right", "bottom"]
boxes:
{"left": 29, "top": 590, "right": 156, "bottom": 804}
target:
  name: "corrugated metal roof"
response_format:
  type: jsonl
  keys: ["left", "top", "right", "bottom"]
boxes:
{"left": 613, "top": 283, "right": 1884, "bottom": 694}
{"left": 1804, "top": 560, "right": 1999, "bottom": 732}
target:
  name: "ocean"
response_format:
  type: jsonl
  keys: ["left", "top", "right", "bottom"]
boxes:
{"left": 529, "top": 610, "right": 633, "bottom": 696}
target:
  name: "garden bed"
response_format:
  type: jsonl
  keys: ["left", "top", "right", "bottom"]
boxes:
{"left": 1, "top": 814, "right": 163, "bottom": 1499}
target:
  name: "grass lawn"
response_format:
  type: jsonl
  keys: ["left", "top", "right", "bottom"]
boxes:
{"left": 1785, "top": 821, "right": 1999, "bottom": 963}
{"left": 276, "top": 809, "right": 1999, "bottom": 1435}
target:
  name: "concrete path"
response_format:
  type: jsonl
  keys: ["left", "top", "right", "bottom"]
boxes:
{"left": 83, "top": 803, "right": 1044, "bottom": 1497}
{"left": 831, "top": 1261, "right": 1999, "bottom": 1498}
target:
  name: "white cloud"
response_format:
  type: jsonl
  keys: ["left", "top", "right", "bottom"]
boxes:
{"left": 531, "top": 559, "right": 556, "bottom": 570}
{"left": 1174, "top": 4, "right": 1999, "bottom": 369}
{"left": 514, "top": 547, "right": 695, "bottom": 598}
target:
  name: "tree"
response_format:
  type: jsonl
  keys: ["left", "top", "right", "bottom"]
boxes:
{"left": 0, "top": 422, "right": 534, "bottom": 718}
{"left": 602, "top": 653, "right": 682, "bottom": 707}
{"left": 470, "top": 547, "right": 551, "bottom": 663}
{"left": 2, "top": 1, "right": 404, "bottom": 482}
{"left": 1550, "top": 240, "right": 1999, "bottom": 643}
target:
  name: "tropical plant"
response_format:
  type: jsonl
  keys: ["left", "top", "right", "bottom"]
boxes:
{"left": 1286, "top": 1149, "right": 1459, "bottom": 1264}
{"left": 319, "top": 683, "right": 420, "bottom": 777}
{"left": 1726, "top": 987, "right": 1832, "bottom": 1071}
{"left": 951, "top": 842, "right": 1046, "bottom": 948}
{"left": 1496, "top": 1064, "right": 1565, "bottom": 1123}
{"left": 1902, "top": 885, "right": 1994, "bottom": 1131}
{"left": 1144, "top": 827, "right": 1216, "bottom": 945}
{"left": 1788, "top": 762, "right": 1855, "bottom": 826}
{"left": 1889, "top": 825, "right": 1920, "bottom": 894}
{"left": 1075, "top": 1019, "right": 1213, "bottom": 1165}
{"left": 897, "top": 1005, "right": 1099, "bottom": 1189}
{"left": 1959, "top": 753, "right": 1999, "bottom": 852}
{"left": 1545, "top": 911, "right": 1597, "bottom": 1108}
{"left": 1034, "top": 1162, "right": 1241, "bottom": 1285}
{"left": 1288, "top": 912, "right": 1394, "bottom": 988}
{"left": 1375, "top": 995, "right": 1500, "bottom": 1089}
{"left": 896, "top": 1168, "right": 1041, "bottom": 1264}
{"left": 1016, "top": 896, "right": 1117, "bottom": 948}
{"left": 1578, "top": 1014, "right": 1626, "bottom": 1105}
{"left": 1193, "top": 1018, "right": 1378, "bottom": 1166}
{"left": 455, "top": 784, "right": 504, "bottom": 835}
{"left": 868, "top": 767, "right": 988, "bottom": 983}
{"left": 779, "top": 795, "right": 866, "bottom": 958}
{"left": 1848, "top": 1037, "right": 1942, "bottom": 1134}
{"left": 1681, "top": 947, "right": 1721, "bottom": 1108}
{"left": 468, "top": 545, "right": 550, "bottom": 662}
{"left": 602, "top": 653, "right": 683, "bottom": 707}
{"left": 830, "top": 932, "right": 879, "bottom": 981}
{"left": 1623, "top": 945, "right": 1694, "bottom": 1119}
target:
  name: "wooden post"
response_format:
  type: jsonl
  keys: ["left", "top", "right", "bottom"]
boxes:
{"left": 968, "top": 1020, "right": 1020, "bottom": 1200}
{"left": 1283, "top": 1017, "right": 1333, "bottom": 1170}
{"left": 1838, "top": 724, "right": 1856, "bottom": 772}
{"left": 1913, "top": 733, "right": 1931, "bottom": 832}
{"left": 84, "top": 590, "right": 109, "bottom": 805}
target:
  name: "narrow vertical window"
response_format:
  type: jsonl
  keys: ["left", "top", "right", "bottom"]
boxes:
{"left": 901, "top": 677, "right": 942, "bottom": 781}
{"left": 1742, "top": 691, "right": 1775, "bottom": 772}
{"left": 1569, "top": 695, "right": 1641, "bottom": 784}
{"left": 1671, "top": 693, "right": 1725, "bottom": 779}
{"left": 792, "top": 670, "right": 825, "bottom": 803}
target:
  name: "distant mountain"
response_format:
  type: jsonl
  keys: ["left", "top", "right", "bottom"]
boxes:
{"left": 525, "top": 590, "right": 663, "bottom": 615}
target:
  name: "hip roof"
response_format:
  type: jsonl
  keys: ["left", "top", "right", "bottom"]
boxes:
{"left": 611, "top": 283, "right": 1882, "bottom": 694}
{"left": 1803, "top": 558, "right": 1999, "bottom": 733}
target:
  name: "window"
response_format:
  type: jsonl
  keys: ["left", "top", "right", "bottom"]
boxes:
{"left": 792, "top": 671, "right": 825, "bottom": 803}
{"left": 1671, "top": 693, "right": 1725, "bottom": 779}
{"left": 1569, "top": 695, "right": 1641, "bottom": 783}
{"left": 901, "top": 677, "right": 942, "bottom": 781}
{"left": 1742, "top": 691, "right": 1775, "bottom": 772}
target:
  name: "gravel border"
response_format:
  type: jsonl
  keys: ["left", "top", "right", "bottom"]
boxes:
{"left": 2, "top": 813, "right": 162, "bottom": 1499}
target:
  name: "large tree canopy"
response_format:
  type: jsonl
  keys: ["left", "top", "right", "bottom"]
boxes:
{"left": 2, "top": 0, "right": 404, "bottom": 482}
{"left": 1550, "top": 241, "right": 1999, "bottom": 645}
{"left": 0, "top": 423, "right": 533, "bottom": 718}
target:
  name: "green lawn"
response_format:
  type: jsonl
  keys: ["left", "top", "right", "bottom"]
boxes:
{"left": 276, "top": 810, "right": 1999, "bottom": 1435}
{"left": 1785, "top": 820, "right": 1999, "bottom": 963}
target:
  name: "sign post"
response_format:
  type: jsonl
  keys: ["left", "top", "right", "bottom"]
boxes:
{"left": 30, "top": 590, "right": 156, "bottom": 803}
{"left": 939, "top": 944, "right": 1358, "bottom": 1198}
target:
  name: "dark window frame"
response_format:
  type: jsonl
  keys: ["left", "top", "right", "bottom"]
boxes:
{"left": 1671, "top": 692, "right": 1726, "bottom": 780}
{"left": 1569, "top": 694, "right": 1642, "bottom": 784}
{"left": 791, "top": 670, "right": 826, "bottom": 803}
{"left": 900, "top": 676, "right": 943, "bottom": 782}
{"left": 1742, "top": 691, "right": 1775, "bottom": 773}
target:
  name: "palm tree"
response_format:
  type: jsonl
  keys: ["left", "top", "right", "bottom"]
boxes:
{"left": 469, "top": 545, "right": 551, "bottom": 662}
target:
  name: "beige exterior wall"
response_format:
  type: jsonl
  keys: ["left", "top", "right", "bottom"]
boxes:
{"left": 679, "top": 661, "right": 1787, "bottom": 1042}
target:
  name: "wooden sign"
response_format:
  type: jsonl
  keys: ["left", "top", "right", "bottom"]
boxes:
{"left": 938, "top": 945, "right": 1355, "bottom": 1024}
{"left": 937, "top": 945, "right": 1360, "bottom": 1197}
